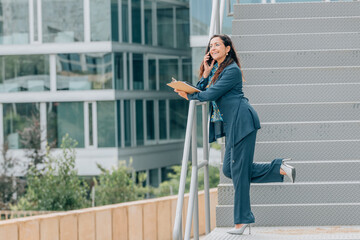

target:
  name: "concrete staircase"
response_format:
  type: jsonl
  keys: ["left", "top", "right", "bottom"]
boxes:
{"left": 216, "top": 1, "right": 360, "bottom": 227}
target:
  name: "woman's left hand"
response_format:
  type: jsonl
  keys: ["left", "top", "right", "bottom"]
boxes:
{"left": 174, "top": 89, "right": 188, "bottom": 100}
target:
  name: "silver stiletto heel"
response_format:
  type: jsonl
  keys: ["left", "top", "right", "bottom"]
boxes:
{"left": 281, "top": 162, "right": 296, "bottom": 183}
{"left": 249, "top": 224, "right": 251, "bottom": 235}
{"left": 282, "top": 158, "right": 292, "bottom": 164}
{"left": 227, "top": 224, "right": 251, "bottom": 235}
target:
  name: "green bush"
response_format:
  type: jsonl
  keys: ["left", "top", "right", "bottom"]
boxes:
{"left": 11, "top": 134, "right": 90, "bottom": 211}
{"left": 93, "top": 163, "right": 148, "bottom": 206}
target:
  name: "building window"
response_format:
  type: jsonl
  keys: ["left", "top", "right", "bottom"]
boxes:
{"left": 132, "top": 0, "right": 141, "bottom": 44}
{"left": 159, "top": 100, "right": 167, "bottom": 140}
{"left": 47, "top": 102, "right": 85, "bottom": 148}
{"left": 133, "top": 54, "right": 144, "bottom": 90}
{"left": 3, "top": 103, "right": 40, "bottom": 149}
{"left": 148, "top": 59, "right": 156, "bottom": 90}
{"left": 90, "top": 0, "right": 111, "bottom": 41}
{"left": 135, "top": 100, "right": 144, "bottom": 146}
{"left": 114, "top": 53, "right": 124, "bottom": 90}
{"left": 121, "top": 0, "right": 129, "bottom": 42}
{"left": 97, "top": 101, "right": 116, "bottom": 147}
{"left": 144, "top": 0, "right": 153, "bottom": 45}
{"left": 124, "top": 100, "right": 131, "bottom": 147}
{"left": 56, "top": 53, "right": 112, "bottom": 91}
{"left": 146, "top": 100, "right": 155, "bottom": 141}
{"left": 0, "top": 0, "right": 29, "bottom": 45}
{"left": 176, "top": 7, "right": 190, "bottom": 49}
{"left": 170, "top": 99, "right": 188, "bottom": 139}
{"left": 157, "top": 3, "right": 174, "bottom": 48}
{"left": 42, "top": 0, "right": 84, "bottom": 43}
{"left": 159, "top": 58, "right": 178, "bottom": 91}
{"left": 0, "top": 55, "right": 50, "bottom": 92}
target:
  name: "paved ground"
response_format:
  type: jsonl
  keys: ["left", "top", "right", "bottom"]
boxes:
{"left": 198, "top": 226, "right": 360, "bottom": 240}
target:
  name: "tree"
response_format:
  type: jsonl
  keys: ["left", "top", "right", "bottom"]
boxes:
{"left": 93, "top": 163, "right": 148, "bottom": 206}
{"left": 19, "top": 112, "right": 56, "bottom": 171}
{"left": 0, "top": 143, "right": 25, "bottom": 209}
{"left": 11, "top": 134, "right": 90, "bottom": 211}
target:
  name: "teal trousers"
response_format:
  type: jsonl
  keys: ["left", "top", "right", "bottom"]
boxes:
{"left": 222, "top": 130, "right": 284, "bottom": 224}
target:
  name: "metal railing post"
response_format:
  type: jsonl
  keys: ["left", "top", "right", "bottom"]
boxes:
{"left": 173, "top": 100, "right": 196, "bottom": 240}
{"left": 192, "top": 110, "right": 199, "bottom": 239}
{"left": 202, "top": 104, "right": 211, "bottom": 234}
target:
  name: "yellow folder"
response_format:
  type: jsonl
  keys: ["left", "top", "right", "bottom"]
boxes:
{"left": 167, "top": 77, "right": 201, "bottom": 94}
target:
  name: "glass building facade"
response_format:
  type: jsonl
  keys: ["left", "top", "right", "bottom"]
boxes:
{"left": 0, "top": 0, "right": 191, "bottom": 182}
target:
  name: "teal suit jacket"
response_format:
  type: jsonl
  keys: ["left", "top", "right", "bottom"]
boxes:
{"left": 188, "top": 62, "right": 261, "bottom": 146}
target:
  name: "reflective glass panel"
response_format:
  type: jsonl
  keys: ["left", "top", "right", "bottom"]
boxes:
{"left": 159, "top": 100, "right": 167, "bottom": 140}
{"left": 132, "top": 0, "right": 141, "bottom": 43}
{"left": 111, "top": 0, "right": 119, "bottom": 41}
{"left": 176, "top": 7, "right": 190, "bottom": 49}
{"left": 159, "top": 58, "right": 178, "bottom": 91}
{"left": 149, "top": 168, "right": 159, "bottom": 187}
{"left": 0, "top": 0, "right": 29, "bottom": 45}
{"left": 170, "top": 99, "right": 188, "bottom": 139}
{"left": 157, "top": 2, "right": 173, "bottom": 48}
{"left": 0, "top": 55, "right": 50, "bottom": 92}
{"left": 97, "top": 101, "right": 116, "bottom": 147}
{"left": 116, "top": 100, "right": 122, "bottom": 147}
{"left": 146, "top": 100, "right": 154, "bottom": 140}
{"left": 42, "top": 0, "right": 84, "bottom": 43}
{"left": 90, "top": 0, "right": 111, "bottom": 41}
{"left": 182, "top": 58, "right": 192, "bottom": 83}
{"left": 136, "top": 100, "right": 144, "bottom": 146}
{"left": 114, "top": 53, "right": 124, "bottom": 90}
{"left": 124, "top": 100, "right": 131, "bottom": 147}
{"left": 133, "top": 54, "right": 144, "bottom": 90}
{"left": 56, "top": 53, "right": 112, "bottom": 90}
{"left": 3, "top": 103, "right": 39, "bottom": 149}
{"left": 47, "top": 102, "right": 85, "bottom": 148}
{"left": 144, "top": 0, "right": 152, "bottom": 45}
{"left": 122, "top": 0, "right": 129, "bottom": 42}
{"left": 148, "top": 59, "right": 156, "bottom": 90}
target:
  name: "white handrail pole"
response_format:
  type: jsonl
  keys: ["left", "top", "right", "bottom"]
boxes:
{"left": 219, "top": 0, "right": 226, "bottom": 33}
{"left": 192, "top": 111, "right": 199, "bottom": 239}
{"left": 202, "top": 104, "right": 211, "bottom": 234}
{"left": 173, "top": 100, "right": 196, "bottom": 240}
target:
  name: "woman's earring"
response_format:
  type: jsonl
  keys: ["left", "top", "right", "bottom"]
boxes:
{"left": 226, "top": 52, "right": 228, "bottom": 56}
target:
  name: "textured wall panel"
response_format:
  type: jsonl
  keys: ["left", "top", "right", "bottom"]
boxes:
{"left": 234, "top": 2, "right": 360, "bottom": 19}
{"left": 233, "top": 33, "right": 360, "bottom": 51}
{"left": 233, "top": 18, "right": 360, "bottom": 35}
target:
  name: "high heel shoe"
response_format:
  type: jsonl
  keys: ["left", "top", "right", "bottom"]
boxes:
{"left": 282, "top": 158, "right": 292, "bottom": 164}
{"left": 227, "top": 224, "right": 251, "bottom": 235}
{"left": 281, "top": 162, "right": 296, "bottom": 183}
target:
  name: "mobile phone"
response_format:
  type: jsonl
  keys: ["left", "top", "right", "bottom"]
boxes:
{"left": 206, "top": 52, "right": 213, "bottom": 66}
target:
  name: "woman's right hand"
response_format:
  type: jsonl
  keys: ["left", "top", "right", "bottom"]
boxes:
{"left": 203, "top": 52, "right": 215, "bottom": 78}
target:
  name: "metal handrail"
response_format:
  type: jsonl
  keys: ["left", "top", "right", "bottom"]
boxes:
{"left": 173, "top": 1, "right": 227, "bottom": 239}
{"left": 172, "top": 100, "right": 210, "bottom": 240}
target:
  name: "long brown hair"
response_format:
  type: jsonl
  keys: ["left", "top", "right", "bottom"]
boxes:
{"left": 199, "top": 34, "right": 243, "bottom": 85}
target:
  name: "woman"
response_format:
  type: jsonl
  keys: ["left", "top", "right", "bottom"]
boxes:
{"left": 175, "top": 34, "right": 296, "bottom": 235}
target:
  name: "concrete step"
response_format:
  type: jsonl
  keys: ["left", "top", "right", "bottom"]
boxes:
{"left": 238, "top": 49, "right": 360, "bottom": 68}
{"left": 257, "top": 121, "right": 360, "bottom": 142}
{"left": 242, "top": 66, "right": 360, "bottom": 85}
{"left": 218, "top": 182, "right": 360, "bottom": 205}
{"left": 234, "top": 2, "right": 360, "bottom": 20}
{"left": 244, "top": 83, "right": 360, "bottom": 104}
{"left": 254, "top": 140, "right": 360, "bottom": 162}
{"left": 204, "top": 226, "right": 360, "bottom": 240}
{"left": 219, "top": 160, "right": 360, "bottom": 184}
{"left": 253, "top": 102, "right": 360, "bottom": 123}
{"left": 233, "top": 32, "right": 360, "bottom": 51}
{"left": 233, "top": 17, "right": 360, "bottom": 35}
{"left": 216, "top": 203, "right": 360, "bottom": 226}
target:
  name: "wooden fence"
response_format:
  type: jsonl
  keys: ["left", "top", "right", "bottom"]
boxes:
{"left": 0, "top": 211, "right": 54, "bottom": 221}
{"left": 0, "top": 189, "right": 218, "bottom": 240}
